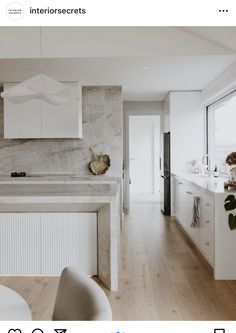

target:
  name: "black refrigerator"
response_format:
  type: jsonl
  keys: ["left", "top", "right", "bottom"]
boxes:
{"left": 160, "top": 132, "right": 171, "bottom": 215}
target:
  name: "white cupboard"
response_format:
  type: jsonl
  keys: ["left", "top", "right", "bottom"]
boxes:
{"left": 0, "top": 212, "right": 97, "bottom": 276}
{"left": 173, "top": 174, "right": 236, "bottom": 279}
{"left": 0, "top": 213, "right": 41, "bottom": 275}
{"left": 163, "top": 92, "right": 204, "bottom": 175}
{"left": 41, "top": 213, "right": 97, "bottom": 275}
{"left": 173, "top": 175, "right": 215, "bottom": 267}
{"left": 3, "top": 82, "right": 82, "bottom": 139}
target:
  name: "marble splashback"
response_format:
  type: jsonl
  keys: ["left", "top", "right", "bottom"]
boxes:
{"left": 0, "top": 86, "right": 123, "bottom": 177}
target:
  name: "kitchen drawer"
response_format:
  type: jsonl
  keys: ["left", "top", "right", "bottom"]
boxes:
{"left": 201, "top": 210, "right": 214, "bottom": 233}
{"left": 187, "top": 223, "right": 200, "bottom": 246}
{"left": 199, "top": 228, "right": 214, "bottom": 267}
{"left": 201, "top": 193, "right": 214, "bottom": 216}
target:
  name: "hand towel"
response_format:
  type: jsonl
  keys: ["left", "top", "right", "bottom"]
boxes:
{"left": 191, "top": 196, "right": 200, "bottom": 228}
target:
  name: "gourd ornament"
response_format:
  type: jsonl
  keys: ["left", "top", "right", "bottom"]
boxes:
{"left": 88, "top": 148, "right": 110, "bottom": 175}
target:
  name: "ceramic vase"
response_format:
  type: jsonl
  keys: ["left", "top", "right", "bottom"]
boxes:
{"left": 230, "top": 165, "right": 236, "bottom": 182}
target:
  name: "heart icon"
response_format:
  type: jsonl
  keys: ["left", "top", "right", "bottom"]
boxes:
{"left": 8, "top": 330, "right": 22, "bottom": 333}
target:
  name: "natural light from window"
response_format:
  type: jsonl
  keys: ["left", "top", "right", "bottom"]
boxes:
{"left": 208, "top": 94, "right": 236, "bottom": 174}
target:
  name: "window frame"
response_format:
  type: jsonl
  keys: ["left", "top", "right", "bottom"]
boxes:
{"left": 206, "top": 89, "right": 236, "bottom": 176}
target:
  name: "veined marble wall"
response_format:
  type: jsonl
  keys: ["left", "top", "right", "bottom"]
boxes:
{"left": 0, "top": 86, "right": 123, "bottom": 177}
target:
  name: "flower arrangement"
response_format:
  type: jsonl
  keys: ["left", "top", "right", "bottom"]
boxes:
{"left": 226, "top": 152, "right": 236, "bottom": 166}
{"left": 190, "top": 159, "right": 199, "bottom": 173}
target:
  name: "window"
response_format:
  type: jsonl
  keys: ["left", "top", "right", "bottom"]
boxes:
{"left": 207, "top": 91, "right": 236, "bottom": 175}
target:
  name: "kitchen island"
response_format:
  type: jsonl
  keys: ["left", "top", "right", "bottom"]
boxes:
{"left": 0, "top": 178, "right": 121, "bottom": 291}
{"left": 172, "top": 173, "right": 236, "bottom": 280}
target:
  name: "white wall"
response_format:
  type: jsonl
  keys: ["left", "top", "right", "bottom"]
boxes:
{"left": 129, "top": 116, "right": 160, "bottom": 194}
{"left": 123, "top": 102, "right": 163, "bottom": 114}
{"left": 169, "top": 91, "right": 205, "bottom": 174}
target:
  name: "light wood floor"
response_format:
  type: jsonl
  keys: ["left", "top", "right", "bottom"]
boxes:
{"left": 1, "top": 201, "right": 236, "bottom": 320}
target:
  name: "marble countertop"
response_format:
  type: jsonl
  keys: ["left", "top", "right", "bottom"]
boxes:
{"left": 173, "top": 173, "right": 232, "bottom": 194}
{"left": 0, "top": 175, "right": 121, "bottom": 206}
{"left": 0, "top": 174, "right": 121, "bottom": 184}
{"left": 0, "top": 183, "right": 118, "bottom": 198}
{"left": 0, "top": 180, "right": 121, "bottom": 215}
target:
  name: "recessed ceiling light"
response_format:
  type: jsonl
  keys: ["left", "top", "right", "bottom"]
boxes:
{"left": 143, "top": 66, "right": 150, "bottom": 70}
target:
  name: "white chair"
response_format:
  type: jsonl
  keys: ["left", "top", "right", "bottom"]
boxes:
{"left": 52, "top": 267, "right": 112, "bottom": 321}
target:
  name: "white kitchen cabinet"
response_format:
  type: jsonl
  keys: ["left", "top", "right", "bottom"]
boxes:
{"left": 175, "top": 178, "right": 193, "bottom": 230}
{"left": 3, "top": 82, "right": 82, "bottom": 139}
{"left": 173, "top": 175, "right": 215, "bottom": 267}
{"left": 199, "top": 227, "right": 214, "bottom": 266}
{"left": 41, "top": 213, "right": 97, "bottom": 275}
{"left": 172, "top": 174, "right": 236, "bottom": 279}
{"left": 0, "top": 212, "right": 97, "bottom": 276}
{"left": 0, "top": 213, "right": 41, "bottom": 275}
{"left": 174, "top": 177, "right": 184, "bottom": 223}
{"left": 201, "top": 209, "right": 214, "bottom": 233}
{"left": 168, "top": 92, "right": 204, "bottom": 174}
{"left": 184, "top": 189, "right": 196, "bottom": 239}
{"left": 201, "top": 193, "right": 214, "bottom": 216}
{"left": 4, "top": 97, "right": 42, "bottom": 138}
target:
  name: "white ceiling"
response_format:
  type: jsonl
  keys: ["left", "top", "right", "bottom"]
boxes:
{"left": 0, "top": 56, "right": 235, "bottom": 101}
{"left": 0, "top": 27, "right": 232, "bottom": 58}
{"left": 182, "top": 27, "right": 236, "bottom": 52}
{"left": 0, "top": 27, "right": 236, "bottom": 101}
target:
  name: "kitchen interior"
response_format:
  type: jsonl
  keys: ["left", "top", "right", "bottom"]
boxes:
{"left": 0, "top": 27, "right": 236, "bottom": 320}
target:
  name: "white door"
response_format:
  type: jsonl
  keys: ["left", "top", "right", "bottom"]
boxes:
{"left": 129, "top": 116, "right": 160, "bottom": 194}
{"left": 41, "top": 212, "right": 97, "bottom": 275}
{"left": 42, "top": 83, "right": 82, "bottom": 138}
{"left": 4, "top": 82, "right": 82, "bottom": 139}
{"left": 0, "top": 213, "right": 41, "bottom": 275}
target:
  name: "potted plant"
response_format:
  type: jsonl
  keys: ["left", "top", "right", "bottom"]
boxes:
{"left": 226, "top": 152, "right": 236, "bottom": 182}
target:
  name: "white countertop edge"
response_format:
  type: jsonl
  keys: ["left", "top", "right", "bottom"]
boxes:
{"left": 0, "top": 196, "right": 117, "bottom": 204}
{"left": 0, "top": 175, "right": 122, "bottom": 185}
{"left": 0, "top": 180, "right": 120, "bottom": 185}
{"left": 172, "top": 172, "right": 234, "bottom": 195}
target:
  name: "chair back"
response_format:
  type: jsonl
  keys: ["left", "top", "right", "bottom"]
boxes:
{"left": 52, "top": 267, "right": 112, "bottom": 321}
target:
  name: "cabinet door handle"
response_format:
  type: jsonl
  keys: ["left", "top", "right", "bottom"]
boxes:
{"left": 206, "top": 242, "right": 210, "bottom": 246}
{"left": 206, "top": 203, "right": 210, "bottom": 207}
{"left": 186, "top": 191, "right": 193, "bottom": 195}
{"left": 178, "top": 182, "right": 183, "bottom": 185}
{"left": 206, "top": 220, "right": 210, "bottom": 224}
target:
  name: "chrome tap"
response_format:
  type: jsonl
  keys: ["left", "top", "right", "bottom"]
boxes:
{"left": 202, "top": 154, "right": 211, "bottom": 175}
